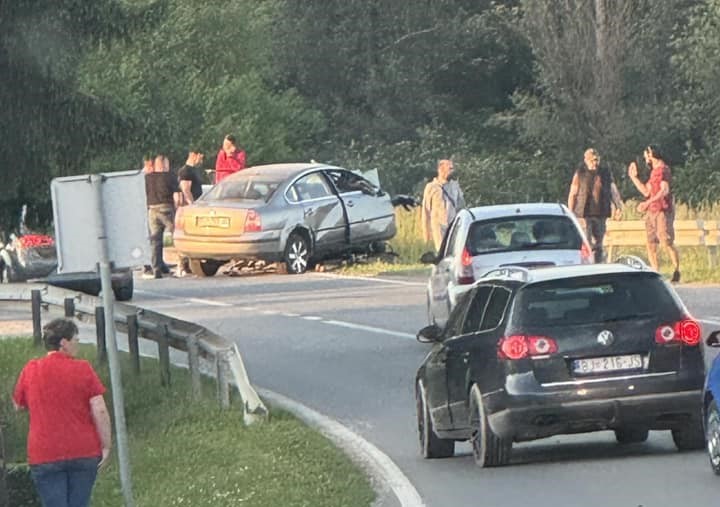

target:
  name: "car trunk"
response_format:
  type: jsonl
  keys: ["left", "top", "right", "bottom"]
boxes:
{"left": 180, "top": 203, "right": 250, "bottom": 237}
{"left": 471, "top": 250, "right": 581, "bottom": 279}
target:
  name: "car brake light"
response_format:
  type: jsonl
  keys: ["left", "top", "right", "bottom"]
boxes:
{"left": 655, "top": 319, "right": 701, "bottom": 346}
{"left": 457, "top": 247, "right": 475, "bottom": 285}
{"left": 175, "top": 207, "right": 185, "bottom": 230}
{"left": 244, "top": 210, "right": 262, "bottom": 233}
{"left": 580, "top": 242, "right": 593, "bottom": 263}
{"left": 498, "top": 335, "right": 558, "bottom": 360}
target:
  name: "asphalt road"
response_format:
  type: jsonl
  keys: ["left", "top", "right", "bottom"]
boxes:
{"left": 132, "top": 273, "right": 720, "bottom": 507}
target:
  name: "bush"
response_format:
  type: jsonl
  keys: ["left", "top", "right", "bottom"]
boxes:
{"left": 7, "top": 464, "right": 40, "bottom": 507}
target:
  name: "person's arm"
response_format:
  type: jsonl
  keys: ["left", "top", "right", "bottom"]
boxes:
{"left": 567, "top": 172, "right": 579, "bottom": 211}
{"left": 638, "top": 180, "right": 670, "bottom": 212}
{"left": 610, "top": 182, "right": 624, "bottom": 219}
{"left": 12, "top": 368, "right": 27, "bottom": 411}
{"left": 90, "top": 395, "right": 112, "bottom": 470}
{"left": 456, "top": 183, "right": 466, "bottom": 209}
{"left": 236, "top": 150, "right": 246, "bottom": 170}
{"left": 421, "top": 184, "right": 432, "bottom": 243}
{"left": 180, "top": 180, "right": 194, "bottom": 205}
{"left": 628, "top": 161, "right": 650, "bottom": 197}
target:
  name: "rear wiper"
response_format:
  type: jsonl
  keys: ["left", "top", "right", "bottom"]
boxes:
{"left": 519, "top": 241, "right": 565, "bottom": 248}
{"left": 602, "top": 312, "right": 655, "bottom": 323}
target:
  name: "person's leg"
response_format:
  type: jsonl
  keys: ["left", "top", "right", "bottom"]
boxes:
{"left": 31, "top": 461, "right": 69, "bottom": 507}
{"left": 588, "top": 218, "right": 605, "bottom": 263}
{"left": 657, "top": 209, "right": 680, "bottom": 280}
{"left": 645, "top": 212, "right": 660, "bottom": 270}
{"left": 157, "top": 207, "right": 175, "bottom": 275}
{"left": 148, "top": 208, "right": 163, "bottom": 276}
{"left": 595, "top": 218, "right": 607, "bottom": 263}
{"left": 66, "top": 457, "right": 100, "bottom": 507}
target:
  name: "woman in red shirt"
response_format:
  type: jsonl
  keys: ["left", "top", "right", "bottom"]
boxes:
{"left": 214, "top": 134, "right": 246, "bottom": 183}
{"left": 13, "top": 318, "right": 112, "bottom": 507}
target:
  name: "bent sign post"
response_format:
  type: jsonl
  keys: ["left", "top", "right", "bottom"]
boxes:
{"left": 51, "top": 171, "right": 150, "bottom": 507}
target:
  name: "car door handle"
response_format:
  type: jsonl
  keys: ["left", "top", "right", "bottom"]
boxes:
{"left": 346, "top": 200, "right": 355, "bottom": 207}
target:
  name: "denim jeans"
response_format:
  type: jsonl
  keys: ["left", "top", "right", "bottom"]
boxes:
{"left": 148, "top": 204, "right": 175, "bottom": 274}
{"left": 578, "top": 216, "right": 607, "bottom": 263}
{"left": 30, "top": 457, "right": 100, "bottom": 507}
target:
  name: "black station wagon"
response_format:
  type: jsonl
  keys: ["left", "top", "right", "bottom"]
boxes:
{"left": 415, "top": 260, "right": 706, "bottom": 467}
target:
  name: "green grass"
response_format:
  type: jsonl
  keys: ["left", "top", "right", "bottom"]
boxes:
{"left": 1, "top": 338, "right": 375, "bottom": 507}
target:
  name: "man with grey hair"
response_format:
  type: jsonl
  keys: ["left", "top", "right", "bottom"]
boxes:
{"left": 421, "top": 159, "right": 465, "bottom": 251}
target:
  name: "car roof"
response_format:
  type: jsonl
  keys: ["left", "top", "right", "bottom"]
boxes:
{"left": 465, "top": 202, "right": 569, "bottom": 221}
{"left": 222, "top": 163, "right": 341, "bottom": 181}
{"left": 476, "top": 262, "right": 658, "bottom": 286}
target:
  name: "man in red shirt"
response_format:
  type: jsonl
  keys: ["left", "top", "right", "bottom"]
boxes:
{"left": 628, "top": 145, "right": 680, "bottom": 282}
{"left": 13, "top": 318, "right": 112, "bottom": 507}
{"left": 214, "top": 134, "right": 246, "bottom": 183}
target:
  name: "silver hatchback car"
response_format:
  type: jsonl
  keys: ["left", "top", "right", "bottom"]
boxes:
{"left": 423, "top": 203, "right": 593, "bottom": 326}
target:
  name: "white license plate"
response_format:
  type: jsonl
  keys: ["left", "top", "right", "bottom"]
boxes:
{"left": 572, "top": 354, "right": 643, "bottom": 375}
{"left": 196, "top": 216, "right": 230, "bottom": 228}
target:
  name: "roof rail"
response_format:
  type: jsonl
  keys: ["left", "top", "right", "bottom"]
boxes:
{"left": 479, "top": 266, "right": 532, "bottom": 282}
{"left": 614, "top": 255, "right": 650, "bottom": 270}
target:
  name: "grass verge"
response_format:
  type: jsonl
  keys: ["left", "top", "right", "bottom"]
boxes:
{"left": 0, "top": 338, "right": 375, "bottom": 507}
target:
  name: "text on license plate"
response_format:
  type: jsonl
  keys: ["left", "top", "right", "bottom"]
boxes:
{"left": 572, "top": 354, "right": 643, "bottom": 375}
{"left": 196, "top": 216, "right": 230, "bottom": 228}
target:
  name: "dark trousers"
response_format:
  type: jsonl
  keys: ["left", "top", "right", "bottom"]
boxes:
{"left": 30, "top": 457, "right": 100, "bottom": 507}
{"left": 148, "top": 205, "right": 175, "bottom": 274}
{"left": 579, "top": 216, "right": 607, "bottom": 263}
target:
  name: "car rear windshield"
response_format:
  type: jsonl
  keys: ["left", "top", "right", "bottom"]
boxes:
{"left": 513, "top": 273, "right": 681, "bottom": 327}
{"left": 466, "top": 215, "right": 581, "bottom": 255}
{"left": 203, "top": 175, "right": 282, "bottom": 202}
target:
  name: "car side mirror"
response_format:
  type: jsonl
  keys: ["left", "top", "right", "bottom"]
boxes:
{"left": 417, "top": 324, "right": 443, "bottom": 343}
{"left": 420, "top": 252, "right": 438, "bottom": 264}
{"left": 706, "top": 330, "right": 720, "bottom": 348}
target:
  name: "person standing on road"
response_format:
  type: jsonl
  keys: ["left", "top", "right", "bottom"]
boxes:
{"left": 421, "top": 159, "right": 465, "bottom": 252}
{"left": 174, "top": 150, "right": 206, "bottom": 276}
{"left": 214, "top": 134, "right": 246, "bottom": 183}
{"left": 12, "top": 318, "right": 112, "bottom": 507}
{"left": 628, "top": 145, "right": 681, "bottom": 282}
{"left": 145, "top": 154, "right": 177, "bottom": 279}
{"left": 567, "top": 148, "right": 624, "bottom": 263}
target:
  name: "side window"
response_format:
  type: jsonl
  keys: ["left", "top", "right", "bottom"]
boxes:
{"left": 291, "top": 173, "right": 332, "bottom": 201}
{"left": 480, "top": 287, "right": 512, "bottom": 331}
{"left": 325, "top": 169, "right": 377, "bottom": 195}
{"left": 443, "top": 218, "right": 463, "bottom": 257}
{"left": 444, "top": 291, "right": 472, "bottom": 338}
{"left": 461, "top": 286, "right": 493, "bottom": 334}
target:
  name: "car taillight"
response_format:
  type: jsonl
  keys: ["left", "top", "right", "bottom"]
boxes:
{"left": 655, "top": 319, "right": 702, "bottom": 346}
{"left": 244, "top": 210, "right": 262, "bottom": 233}
{"left": 457, "top": 247, "right": 475, "bottom": 285}
{"left": 175, "top": 207, "right": 185, "bottom": 230}
{"left": 580, "top": 242, "right": 593, "bottom": 263}
{"left": 498, "top": 335, "right": 558, "bottom": 360}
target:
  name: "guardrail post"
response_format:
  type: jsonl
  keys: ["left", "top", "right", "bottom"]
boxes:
{"left": 216, "top": 354, "right": 230, "bottom": 409}
{"left": 31, "top": 289, "right": 42, "bottom": 347}
{"left": 158, "top": 325, "right": 171, "bottom": 387}
{"left": 64, "top": 297, "right": 75, "bottom": 318}
{"left": 95, "top": 306, "right": 107, "bottom": 364}
{"left": 187, "top": 334, "right": 201, "bottom": 401}
{"left": 127, "top": 314, "right": 140, "bottom": 374}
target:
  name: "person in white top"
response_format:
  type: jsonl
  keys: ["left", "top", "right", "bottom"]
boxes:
{"left": 421, "top": 159, "right": 465, "bottom": 251}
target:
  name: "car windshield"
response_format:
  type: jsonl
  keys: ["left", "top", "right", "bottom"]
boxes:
{"left": 466, "top": 215, "right": 581, "bottom": 255}
{"left": 203, "top": 174, "right": 283, "bottom": 202}
{"left": 513, "top": 273, "right": 680, "bottom": 327}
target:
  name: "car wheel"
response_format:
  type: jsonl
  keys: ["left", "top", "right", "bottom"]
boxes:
{"left": 416, "top": 381, "right": 454, "bottom": 459}
{"left": 284, "top": 233, "right": 310, "bottom": 274}
{"left": 614, "top": 427, "right": 649, "bottom": 444}
{"left": 705, "top": 400, "right": 720, "bottom": 475}
{"left": 469, "top": 384, "right": 511, "bottom": 467}
{"left": 672, "top": 420, "right": 706, "bottom": 451}
{"left": 113, "top": 277, "right": 134, "bottom": 301}
{"left": 188, "top": 259, "right": 221, "bottom": 277}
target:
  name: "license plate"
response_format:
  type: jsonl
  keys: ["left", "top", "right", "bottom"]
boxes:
{"left": 196, "top": 216, "right": 230, "bottom": 228}
{"left": 572, "top": 354, "right": 643, "bottom": 375}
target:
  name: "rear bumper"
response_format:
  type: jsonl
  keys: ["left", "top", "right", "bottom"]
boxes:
{"left": 174, "top": 231, "right": 283, "bottom": 262}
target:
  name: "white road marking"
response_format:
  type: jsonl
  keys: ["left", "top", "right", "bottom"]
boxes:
{"left": 282, "top": 312, "right": 300, "bottom": 317}
{"left": 257, "top": 388, "right": 425, "bottom": 507}
{"left": 188, "top": 297, "right": 233, "bottom": 307}
{"left": 323, "top": 319, "right": 416, "bottom": 340}
{"left": 312, "top": 272, "right": 426, "bottom": 287}
{"left": 303, "top": 316, "right": 323, "bottom": 321}
{"left": 262, "top": 310, "right": 279, "bottom": 315}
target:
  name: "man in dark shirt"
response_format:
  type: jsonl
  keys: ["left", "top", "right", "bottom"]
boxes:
{"left": 145, "top": 154, "right": 177, "bottom": 279}
{"left": 177, "top": 151, "right": 205, "bottom": 205}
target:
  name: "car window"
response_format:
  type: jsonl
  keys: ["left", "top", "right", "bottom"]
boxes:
{"left": 461, "top": 285, "right": 493, "bottom": 334}
{"left": 443, "top": 219, "right": 463, "bottom": 257}
{"left": 480, "top": 287, "right": 511, "bottom": 331}
{"left": 290, "top": 172, "right": 333, "bottom": 201}
{"left": 204, "top": 175, "right": 282, "bottom": 202}
{"left": 513, "top": 273, "right": 680, "bottom": 327}
{"left": 325, "top": 169, "right": 378, "bottom": 195}
{"left": 444, "top": 290, "right": 472, "bottom": 339}
{"left": 466, "top": 215, "right": 581, "bottom": 255}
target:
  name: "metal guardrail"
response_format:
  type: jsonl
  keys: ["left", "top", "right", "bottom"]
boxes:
{"left": 0, "top": 282, "right": 268, "bottom": 424}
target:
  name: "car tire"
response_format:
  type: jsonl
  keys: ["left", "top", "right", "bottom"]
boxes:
{"left": 672, "top": 420, "right": 706, "bottom": 451}
{"left": 416, "top": 381, "right": 454, "bottom": 459}
{"left": 469, "top": 384, "right": 511, "bottom": 467}
{"left": 614, "top": 427, "right": 649, "bottom": 444}
{"left": 113, "top": 277, "right": 134, "bottom": 301}
{"left": 705, "top": 400, "right": 720, "bottom": 475}
{"left": 189, "top": 259, "right": 221, "bottom": 277}
{"left": 284, "top": 233, "right": 310, "bottom": 274}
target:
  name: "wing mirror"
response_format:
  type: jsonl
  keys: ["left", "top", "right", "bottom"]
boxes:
{"left": 706, "top": 330, "right": 720, "bottom": 348}
{"left": 420, "top": 252, "right": 438, "bottom": 264}
{"left": 417, "top": 324, "right": 443, "bottom": 343}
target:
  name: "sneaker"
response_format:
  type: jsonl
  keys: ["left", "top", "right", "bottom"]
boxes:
{"left": 141, "top": 272, "right": 156, "bottom": 280}
{"left": 142, "top": 265, "right": 153, "bottom": 275}
{"left": 671, "top": 270, "right": 681, "bottom": 283}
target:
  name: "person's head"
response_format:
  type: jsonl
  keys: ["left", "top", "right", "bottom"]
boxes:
{"left": 187, "top": 150, "right": 204, "bottom": 166}
{"left": 222, "top": 135, "right": 237, "bottom": 154}
{"left": 143, "top": 154, "right": 154, "bottom": 173}
{"left": 644, "top": 145, "right": 665, "bottom": 166}
{"left": 584, "top": 148, "right": 600, "bottom": 171}
{"left": 43, "top": 318, "right": 79, "bottom": 355}
{"left": 437, "top": 159, "right": 454, "bottom": 182}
